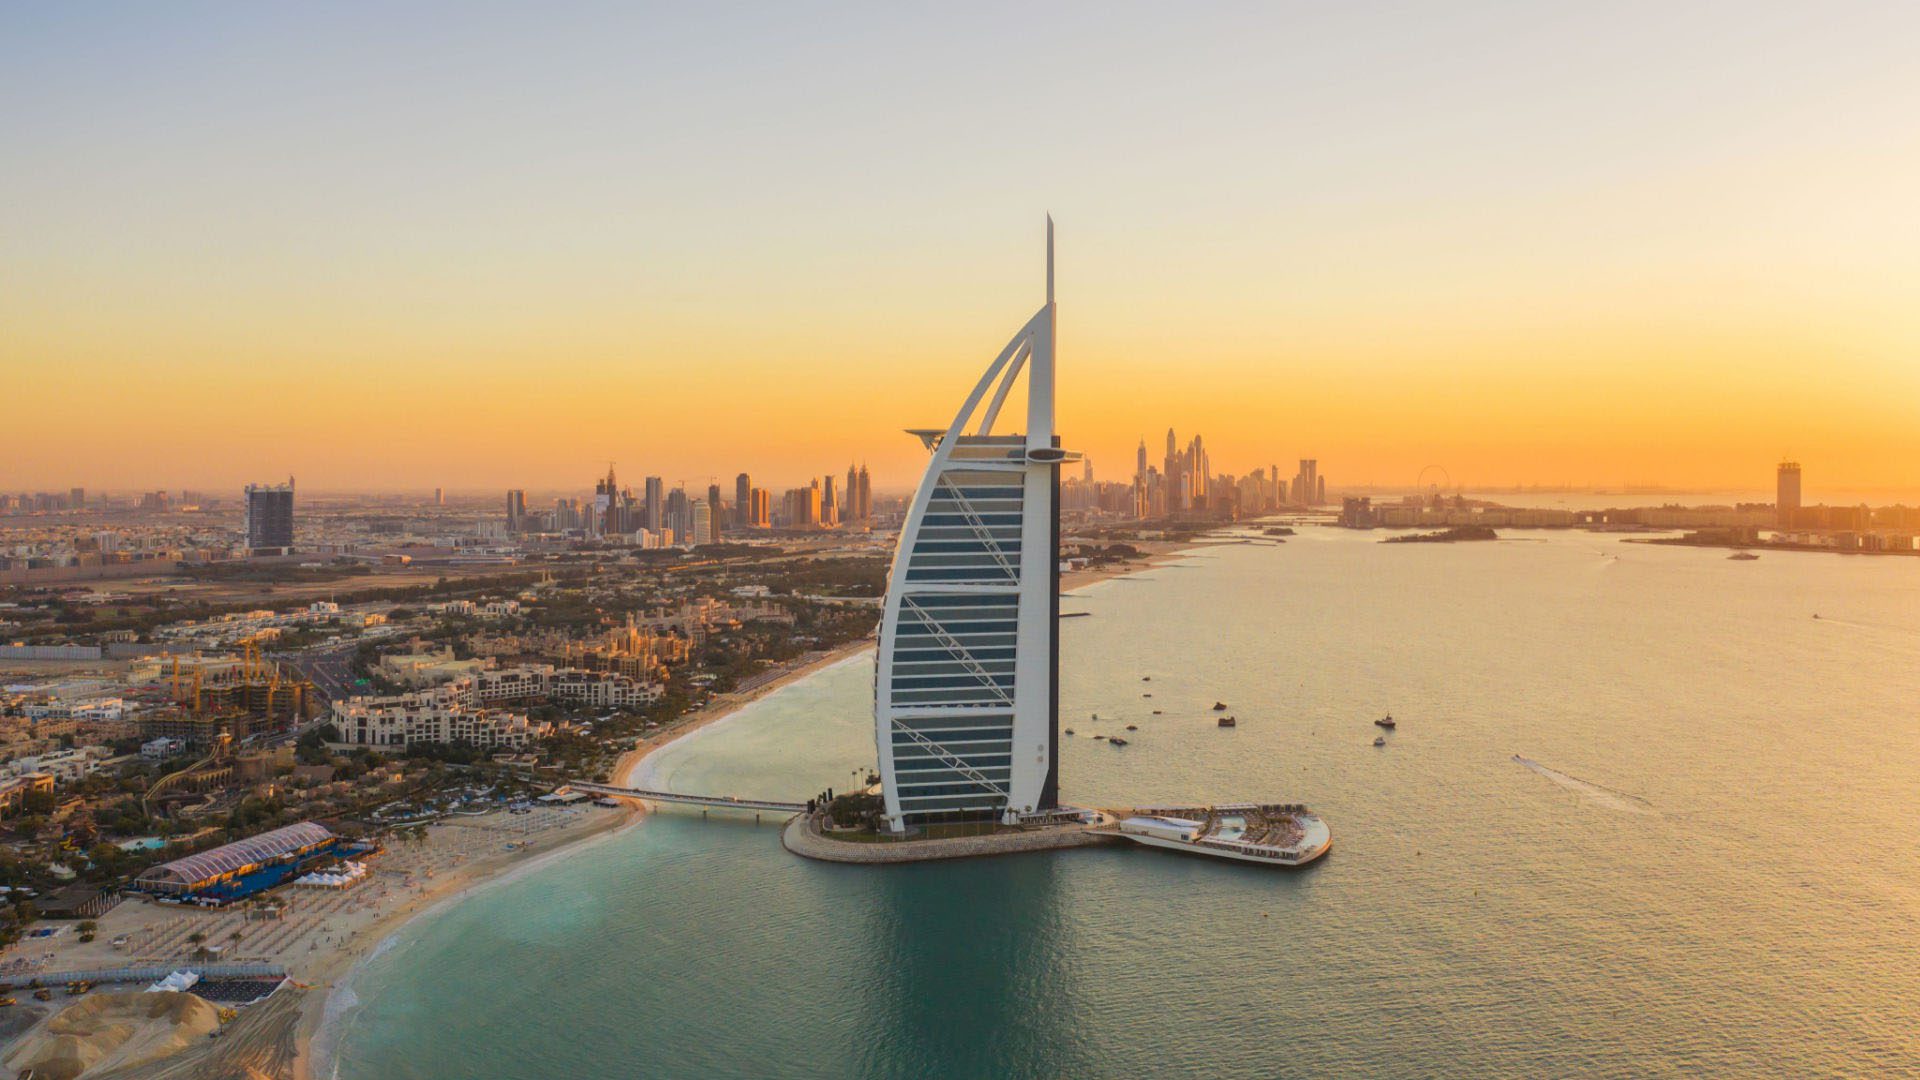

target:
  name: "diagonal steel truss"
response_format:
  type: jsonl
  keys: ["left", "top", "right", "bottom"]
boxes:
{"left": 899, "top": 594, "right": 1014, "bottom": 705}
{"left": 935, "top": 474, "right": 1020, "bottom": 583}
{"left": 889, "top": 719, "right": 1009, "bottom": 799}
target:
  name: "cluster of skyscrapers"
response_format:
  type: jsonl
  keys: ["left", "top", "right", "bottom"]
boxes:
{"left": 504, "top": 463, "right": 874, "bottom": 546}
{"left": 0, "top": 488, "right": 88, "bottom": 514}
{"left": 775, "top": 464, "right": 873, "bottom": 531}
{"left": 1109, "top": 429, "right": 1328, "bottom": 520}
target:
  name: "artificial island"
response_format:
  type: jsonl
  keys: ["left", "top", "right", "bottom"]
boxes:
{"left": 589, "top": 221, "right": 1333, "bottom": 869}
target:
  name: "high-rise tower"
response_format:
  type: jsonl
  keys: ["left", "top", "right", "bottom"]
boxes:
{"left": 644, "top": 476, "right": 665, "bottom": 532}
{"left": 875, "top": 219, "right": 1073, "bottom": 833}
{"left": 243, "top": 478, "right": 295, "bottom": 552}
{"left": 1163, "top": 429, "right": 1181, "bottom": 511}
{"left": 1294, "top": 459, "right": 1319, "bottom": 506}
{"left": 665, "top": 486, "right": 688, "bottom": 542}
{"left": 692, "top": 499, "right": 712, "bottom": 546}
{"left": 1777, "top": 461, "right": 1802, "bottom": 528}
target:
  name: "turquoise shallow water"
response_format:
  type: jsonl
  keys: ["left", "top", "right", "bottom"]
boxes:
{"left": 336, "top": 529, "right": 1920, "bottom": 1079}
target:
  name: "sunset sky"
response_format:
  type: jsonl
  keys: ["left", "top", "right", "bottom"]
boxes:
{"left": 5, "top": 3, "right": 1919, "bottom": 497}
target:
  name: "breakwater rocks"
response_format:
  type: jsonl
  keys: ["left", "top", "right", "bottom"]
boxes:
{"left": 782, "top": 814, "right": 1122, "bottom": 864}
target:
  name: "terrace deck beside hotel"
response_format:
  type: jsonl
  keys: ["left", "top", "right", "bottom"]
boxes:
{"left": 1116, "top": 803, "right": 1331, "bottom": 866}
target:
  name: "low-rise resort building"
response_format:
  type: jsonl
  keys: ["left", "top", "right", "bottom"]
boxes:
{"left": 330, "top": 687, "right": 550, "bottom": 751}
{"left": 330, "top": 663, "right": 661, "bottom": 752}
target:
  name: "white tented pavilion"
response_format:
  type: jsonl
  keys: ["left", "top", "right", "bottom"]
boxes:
{"left": 134, "top": 821, "right": 335, "bottom": 896}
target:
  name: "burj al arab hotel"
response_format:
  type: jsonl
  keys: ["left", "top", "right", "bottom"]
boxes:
{"left": 873, "top": 220, "right": 1076, "bottom": 835}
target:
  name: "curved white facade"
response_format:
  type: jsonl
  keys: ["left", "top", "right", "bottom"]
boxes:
{"left": 874, "top": 222, "right": 1069, "bottom": 833}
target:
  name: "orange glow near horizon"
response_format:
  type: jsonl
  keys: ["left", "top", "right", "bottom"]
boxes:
{"left": 5, "top": 6, "right": 1920, "bottom": 499}
{"left": 9, "top": 238, "right": 1920, "bottom": 499}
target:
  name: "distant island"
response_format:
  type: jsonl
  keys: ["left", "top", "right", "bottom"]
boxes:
{"left": 1634, "top": 531, "right": 1920, "bottom": 557}
{"left": 1262, "top": 526, "right": 1296, "bottom": 537}
{"left": 1383, "top": 526, "right": 1499, "bottom": 544}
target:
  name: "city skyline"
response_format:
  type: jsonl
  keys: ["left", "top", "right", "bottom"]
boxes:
{"left": 6, "top": 452, "right": 1907, "bottom": 512}
{"left": 7, "top": 6, "right": 1920, "bottom": 495}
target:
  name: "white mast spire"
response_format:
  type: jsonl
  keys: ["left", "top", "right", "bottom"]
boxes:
{"left": 1046, "top": 213, "right": 1054, "bottom": 304}
{"left": 1027, "top": 216, "right": 1055, "bottom": 453}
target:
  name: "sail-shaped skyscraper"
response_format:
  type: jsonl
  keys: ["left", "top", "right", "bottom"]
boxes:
{"left": 873, "top": 220, "right": 1075, "bottom": 834}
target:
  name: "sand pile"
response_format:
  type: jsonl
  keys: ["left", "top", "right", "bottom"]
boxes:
{"left": 3, "top": 990, "right": 220, "bottom": 1080}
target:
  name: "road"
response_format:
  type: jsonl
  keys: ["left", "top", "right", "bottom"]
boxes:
{"left": 273, "top": 641, "right": 364, "bottom": 708}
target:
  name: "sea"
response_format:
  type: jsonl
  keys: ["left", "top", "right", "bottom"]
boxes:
{"left": 331, "top": 524, "right": 1920, "bottom": 1079}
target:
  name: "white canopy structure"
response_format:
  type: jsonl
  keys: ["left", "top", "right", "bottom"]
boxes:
{"left": 146, "top": 970, "right": 200, "bottom": 993}
{"left": 133, "top": 821, "right": 335, "bottom": 895}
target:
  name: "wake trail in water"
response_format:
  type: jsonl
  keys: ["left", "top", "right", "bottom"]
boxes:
{"left": 1513, "top": 755, "right": 1657, "bottom": 815}
{"left": 1810, "top": 614, "right": 1920, "bottom": 637}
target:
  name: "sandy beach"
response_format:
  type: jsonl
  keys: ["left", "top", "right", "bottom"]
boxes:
{"left": 0, "top": 642, "right": 871, "bottom": 1079}
{"left": 0, "top": 801, "right": 638, "bottom": 1080}
{"left": 293, "top": 638, "right": 881, "bottom": 1079}
{"left": 288, "top": 803, "right": 638, "bottom": 1080}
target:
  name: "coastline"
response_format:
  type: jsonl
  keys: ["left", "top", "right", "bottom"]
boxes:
{"left": 611, "top": 638, "right": 876, "bottom": 790}
{"left": 1060, "top": 540, "right": 1196, "bottom": 592}
{"left": 293, "top": 803, "right": 639, "bottom": 1080}
{"left": 295, "top": 637, "right": 875, "bottom": 1080}
{"left": 290, "top": 544, "right": 1195, "bottom": 1080}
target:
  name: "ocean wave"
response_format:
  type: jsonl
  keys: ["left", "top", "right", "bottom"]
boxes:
{"left": 311, "top": 976, "right": 362, "bottom": 1080}
{"left": 364, "top": 930, "right": 405, "bottom": 965}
